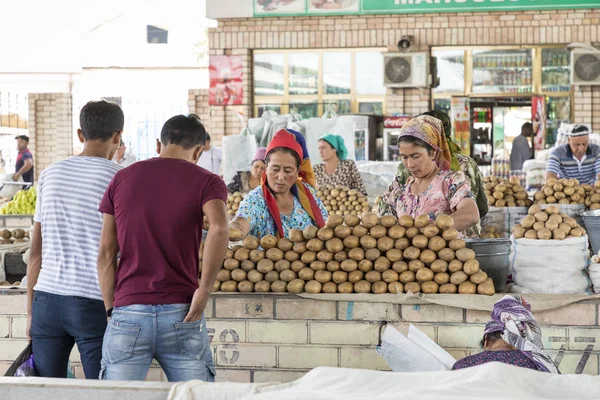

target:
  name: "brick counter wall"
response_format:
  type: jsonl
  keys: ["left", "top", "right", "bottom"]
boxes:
{"left": 195, "top": 9, "right": 600, "bottom": 139}
{"left": 1, "top": 293, "right": 599, "bottom": 381}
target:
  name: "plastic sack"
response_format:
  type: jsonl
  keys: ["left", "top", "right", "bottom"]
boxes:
{"left": 481, "top": 207, "right": 528, "bottom": 239}
{"left": 4, "top": 343, "right": 38, "bottom": 377}
{"left": 589, "top": 263, "right": 600, "bottom": 294}
{"left": 510, "top": 235, "right": 592, "bottom": 294}
{"left": 0, "top": 173, "right": 25, "bottom": 199}
{"left": 222, "top": 129, "right": 257, "bottom": 184}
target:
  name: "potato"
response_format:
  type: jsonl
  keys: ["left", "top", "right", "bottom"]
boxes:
{"left": 354, "top": 225, "right": 369, "bottom": 238}
{"left": 388, "top": 226, "right": 406, "bottom": 240}
{"left": 477, "top": 278, "right": 496, "bottom": 295}
{"left": 398, "top": 215, "right": 415, "bottom": 228}
{"left": 212, "top": 281, "right": 221, "bottom": 292}
{"left": 377, "top": 237, "right": 395, "bottom": 252}
{"left": 220, "top": 280, "right": 238, "bottom": 292}
{"left": 418, "top": 249, "right": 436, "bottom": 265}
{"left": 266, "top": 248, "right": 284, "bottom": 262}
{"left": 316, "top": 250, "right": 334, "bottom": 263}
{"left": 291, "top": 260, "right": 306, "bottom": 273}
{"left": 289, "top": 229, "right": 305, "bottom": 243}
{"left": 334, "top": 225, "right": 352, "bottom": 239}
{"left": 264, "top": 271, "right": 279, "bottom": 283}
{"left": 344, "top": 214, "right": 361, "bottom": 227}
{"left": 406, "top": 227, "right": 420, "bottom": 239}
{"left": 247, "top": 270, "right": 264, "bottom": 283}
{"left": 438, "top": 248, "right": 456, "bottom": 262}
{"left": 385, "top": 249, "right": 403, "bottom": 263}
{"left": 382, "top": 269, "right": 399, "bottom": 283}
{"left": 439, "top": 283, "right": 457, "bottom": 294}
{"left": 360, "top": 212, "right": 378, "bottom": 228}
{"left": 428, "top": 237, "right": 446, "bottom": 252}
{"left": 448, "top": 259, "right": 463, "bottom": 273}
{"left": 217, "top": 269, "right": 231, "bottom": 282}
{"left": 365, "top": 270, "right": 382, "bottom": 283}
{"left": 458, "top": 281, "right": 477, "bottom": 294}
{"left": 234, "top": 248, "right": 250, "bottom": 261}
{"left": 552, "top": 228, "right": 566, "bottom": 240}
{"left": 341, "top": 259, "right": 359, "bottom": 272}
{"left": 301, "top": 251, "right": 317, "bottom": 264}
{"left": 434, "top": 272, "right": 450, "bottom": 285}
{"left": 395, "top": 238, "right": 411, "bottom": 250}
{"left": 409, "top": 260, "right": 425, "bottom": 272}
{"left": 414, "top": 214, "right": 430, "bottom": 228}
{"left": 421, "top": 281, "right": 439, "bottom": 294}
{"left": 470, "top": 270, "right": 488, "bottom": 285}
{"left": 342, "top": 236, "right": 360, "bottom": 249}
{"left": 533, "top": 221, "right": 546, "bottom": 231}
{"left": 333, "top": 271, "right": 348, "bottom": 284}
{"left": 521, "top": 215, "right": 536, "bottom": 229}
{"left": 524, "top": 230, "right": 538, "bottom": 239}
{"left": 373, "top": 257, "right": 391, "bottom": 272}
{"left": 257, "top": 259, "right": 274, "bottom": 274}
{"left": 326, "top": 238, "right": 344, "bottom": 253}
{"left": 388, "top": 282, "right": 404, "bottom": 294}
{"left": 546, "top": 205, "right": 560, "bottom": 215}
{"left": 403, "top": 246, "right": 421, "bottom": 261}
{"left": 322, "top": 282, "right": 338, "bottom": 293}
{"left": 310, "top": 261, "right": 327, "bottom": 271}
{"left": 534, "top": 211, "right": 549, "bottom": 222}
{"left": 455, "top": 248, "right": 476, "bottom": 262}
{"left": 450, "top": 271, "right": 468, "bottom": 285}
{"left": 229, "top": 228, "right": 243, "bottom": 242}
{"left": 303, "top": 226, "right": 319, "bottom": 240}
{"left": 422, "top": 224, "right": 440, "bottom": 239}
{"left": 559, "top": 223, "right": 571, "bottom": 234}
{"left": 327, "top": 260, "right": 341, "bottom": 272}
{"left": 304, "top": 280, "right": 322, "bottom": 294}
{"left": 260, "top": 235, "right": 278, "bottom": 250}
{"left": 276, "top": 238, "right": 293, "bottom": 252}
{"left": 279, "top": 269, "right": 298, "bottom": 283}
{"left": 564, "top": 217, "right": 578, "bottom": 228}
{"left": 537, "top": 228, "right": 552, "bottom": 240}
{"left": 442, "top": 228, "right": 459, "bottom": 241}
{"left": 430, "top": 259, "right": 448, "bottom": 273}
{"left": 463, "top": 259, "right": 480, "bottom": 275}
{"left": 356, "top": 259, "right": 372, "bottom": 272}
{"left": 292, "top": 242, "right": 308, "bottom": 254}
{"left": 416, "top": 267, "right": 435, "bottom": 282}
{"left": 404, "top": 282, "right": 421, "bottom": 294}
{"left": 223, "top": 258, "right": 240, "bottom": 271}
{"left": 372, "top": 281, "right": 388, "bottom": 294}
{"left": 512, "top": 226, "right": 526, "bottom": 239}
{"left": 287, "top": 279, "right": 305, "bottom": 294}
{"left": 365, "top": 248, "right": 381, "bottom": 261}
{"left": 380, "top": 215, "right": 398, "bottom": 228}
{"left": 284, "top": 251, "right": 300, "bottom": 262}
{"left": 225, "top": 249, "right": 234, "bottom": 259}
{"left": 348, "top": 270, "right": 365, "bottom": 283}
{"left": 231, "top": 269, "right": 248, "bottom": 282}
{"left": 435, "top": 214, "right": 454, "bottom": 230}
{"left": 348, "top": 248, "right": 365, "bottom": 261}
{"left": 369, "top": 225, "right": 387, "bottom": 239}
{"left": 326, "top": 214, "right": 344, "bottom": 229}
{"left": 412, "top": 235, "right": 429, "bottom": 249}
{"left": 399, "top": 271, "right": 416, "bottom": 283}
{"left": 354, "top": 280, "right": 372, "bottom": 293}
{"left": 392, "top": 261, "right": 409, "bottom": 274}
{"left": 360, "top": 235, "right": 377, "bottom": 249}
{"left": 243, "top": 236, "right": 260, "bottom": 250}
{"left": 570, "top": 227, "right": 585, "bottom": 237}
{"left": 528, "top": 204, "right": 541, "bottom": 215}
{"left": 337, "top": 282, "right": 354, "bottom": 293}
{"left": 318, "top": 228, "right": 335, "bottom": 241}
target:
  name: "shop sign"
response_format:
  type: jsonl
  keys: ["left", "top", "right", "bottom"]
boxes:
{"left": 383, "top": 116, "right": 412, "bottom": 128}
{"left": 209, "top": 55, "right": 244, "bottom": 106}
{"left": 253, "top": 0, "right": 600, "bottom": 17}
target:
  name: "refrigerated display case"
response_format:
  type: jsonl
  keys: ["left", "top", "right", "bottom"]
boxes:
{"left": 382, "top": 116, "right": 412, "bottom": 161}
{"left": 471, "top": 106, "right": 493, "bottom": 165}
{"left": 545, "top": 96, "right": 571, "bottom": 147}
{"left": 472, "top": 49, "right": 533, "bottom": 94}
{"left": 542, "top": 49, "right": 571, "bottom": 93}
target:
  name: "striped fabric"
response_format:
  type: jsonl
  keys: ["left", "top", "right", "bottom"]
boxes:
{"left": 33, "top": 157, "right": 122, "bottom": 300}
{"left": 546, "top": 143, "right": 600, "bottom": 185}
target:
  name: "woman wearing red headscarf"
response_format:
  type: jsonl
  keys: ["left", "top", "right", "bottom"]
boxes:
{"left": 229, "top": 129, "right": 328, "bottom": 239}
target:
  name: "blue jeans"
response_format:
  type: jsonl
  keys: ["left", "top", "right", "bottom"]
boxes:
{"left": 31, "top": 291, "right": 107, "bottom": 378}
{"left": 100, "top": 304, "right": 215, "bottom": 382}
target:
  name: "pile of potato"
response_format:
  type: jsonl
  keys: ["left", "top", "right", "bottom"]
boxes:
{"left": 213, "top": 213, "right": 495, "bottom": 296}
{"left": 484, "top": 176, "right": 533, "bottom": 208}
{"left": 316, "top": 185, "right": 370, "bottom": 216}
{"left": 511, "top": 204, "right": 586, "bottom": 240}
{"left": 533, "top": 178, "right": 586, "bottom": 205}
{"left": 0, "top": 228, "right": 29, "bottom": 244}
{"left": 227, "top": 192, "right": 245, "bottom": 217}
{"left": 584, "top": 182, "right": 600, "bottom": 210}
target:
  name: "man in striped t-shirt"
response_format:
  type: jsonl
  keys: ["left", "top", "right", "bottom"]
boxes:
{"left": 546, "top": 125, "right": 600, "bottom": 186}
{"left": 27, "top": 100, "right": 123, "bottom": 378}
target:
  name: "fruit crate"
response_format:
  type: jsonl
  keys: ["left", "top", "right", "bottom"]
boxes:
{"left": 0, "top": 215, "right": 34, "bottom": 229}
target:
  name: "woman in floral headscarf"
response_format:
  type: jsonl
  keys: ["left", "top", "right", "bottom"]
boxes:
{"left": 453, "top": 295, "right": 559, "bottom": 374}
{"left": 376, "top": 115, "right": 480, "bottom": 235}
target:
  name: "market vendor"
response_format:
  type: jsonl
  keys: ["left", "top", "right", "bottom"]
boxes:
{"left": 229, "top": 128, "right": 328, "bottom": 239}
{"left": 314, "top": 134, "right": 367, "bottom": 195}
{"left": 395, "top": 110, "right": 488, "bottom": 219}
{"left": 453, "top": 295, "right": 559, "bottom": 374}
{"left": 376, "top": 115, "right": 480, "bottom": 235}
{"left": 546, "top": 124, "right": 600, "bottom": 185}
{"left": 226, "top": 147, "right": 267, "bottom": 194}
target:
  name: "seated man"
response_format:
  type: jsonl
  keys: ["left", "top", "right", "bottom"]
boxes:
{"left": 546, "top": 125, "right": 600, "bottom": 185}
{"left": 452, "top": 295, "right": 558, "bottom": 373}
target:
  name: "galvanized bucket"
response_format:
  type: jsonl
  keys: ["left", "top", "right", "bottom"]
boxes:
{"left": 583, "top": 209, "right": 600, "bottom": 256}
{"left": 465, "top": 238, "right": 511, "bottom": 292}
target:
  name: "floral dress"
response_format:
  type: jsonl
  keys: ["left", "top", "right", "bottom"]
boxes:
{"left": 314, "top": 159, "right": 367, "bottom": 195}
{"left": 236, "top": 183, "right": 329, "bottom": 239}
{"left": 377, "top": 169, "right": 476, "bottom": 237}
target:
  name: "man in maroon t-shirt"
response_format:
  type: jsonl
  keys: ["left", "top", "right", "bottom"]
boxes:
{"left": 97, "top": 114, "right": 229, "bottom": 382}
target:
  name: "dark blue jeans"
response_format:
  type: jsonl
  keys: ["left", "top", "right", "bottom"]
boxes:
{"left": 31, "top": 291, "right": 107, "bottom": 378}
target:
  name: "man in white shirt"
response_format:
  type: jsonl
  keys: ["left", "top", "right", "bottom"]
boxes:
{"left": 196, "top": 133, "right": 222, "bottom": 176}
{"left": 113, "top": 139, "right": 137, "bottom": 168}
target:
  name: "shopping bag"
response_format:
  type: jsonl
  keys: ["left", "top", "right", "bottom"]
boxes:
{"left": 4, "top": 343, "right": 38, "bottom": 377}
{"left": 222, "top": 129, "right": 258, "bottom": 184}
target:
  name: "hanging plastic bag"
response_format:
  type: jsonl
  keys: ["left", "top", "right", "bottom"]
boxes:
{"left": 222, "top": 129, "right": 258, "bottom": 184}
{"left": 4, "top": 343, "right": 38, "bottom": 377}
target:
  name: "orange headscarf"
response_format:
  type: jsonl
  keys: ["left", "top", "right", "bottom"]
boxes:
{"left": 263, "top": 129, "right": 325, "bottom": 237}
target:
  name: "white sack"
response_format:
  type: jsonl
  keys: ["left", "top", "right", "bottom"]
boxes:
{"left": 222, "top": 130, "right": 257, "bottom": 183}
{"left": 481, "top": 207, "right": 528, "bottom": 238}
{"left": 589, "top": 263, "right": 600, "bottom": 294}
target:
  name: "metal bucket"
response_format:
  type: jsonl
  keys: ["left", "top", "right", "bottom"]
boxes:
{"left": 583, "top": 209, "right": 600, "bottom": 256}
{"left": 465, "top": 238, "right": 511, "bottom": 292}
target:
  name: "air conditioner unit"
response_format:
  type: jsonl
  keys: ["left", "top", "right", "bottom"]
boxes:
{"left": 571, "top": 50, "right": 600, "bottom": 85}
{"left": 383, "top": 52, "right": 429, "bottom": 88}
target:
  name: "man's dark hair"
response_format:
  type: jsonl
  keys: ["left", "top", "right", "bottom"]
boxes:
{"left": 398, "top": 136, "right": 435, "bottom": 156}
{"left": 79, "top": 100, "right": 125, "bottom": 141}
{"left": 206, "top": 133, "right": 211, "bottom": 142}
{"left": 160, "top": 114, "right": 207, "bottom": 150}
{"left": 265, "top": 147, "right": 301, "bottom": 169}
{"left": 522, "top": 122, "right": 533, "bottom": 135}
